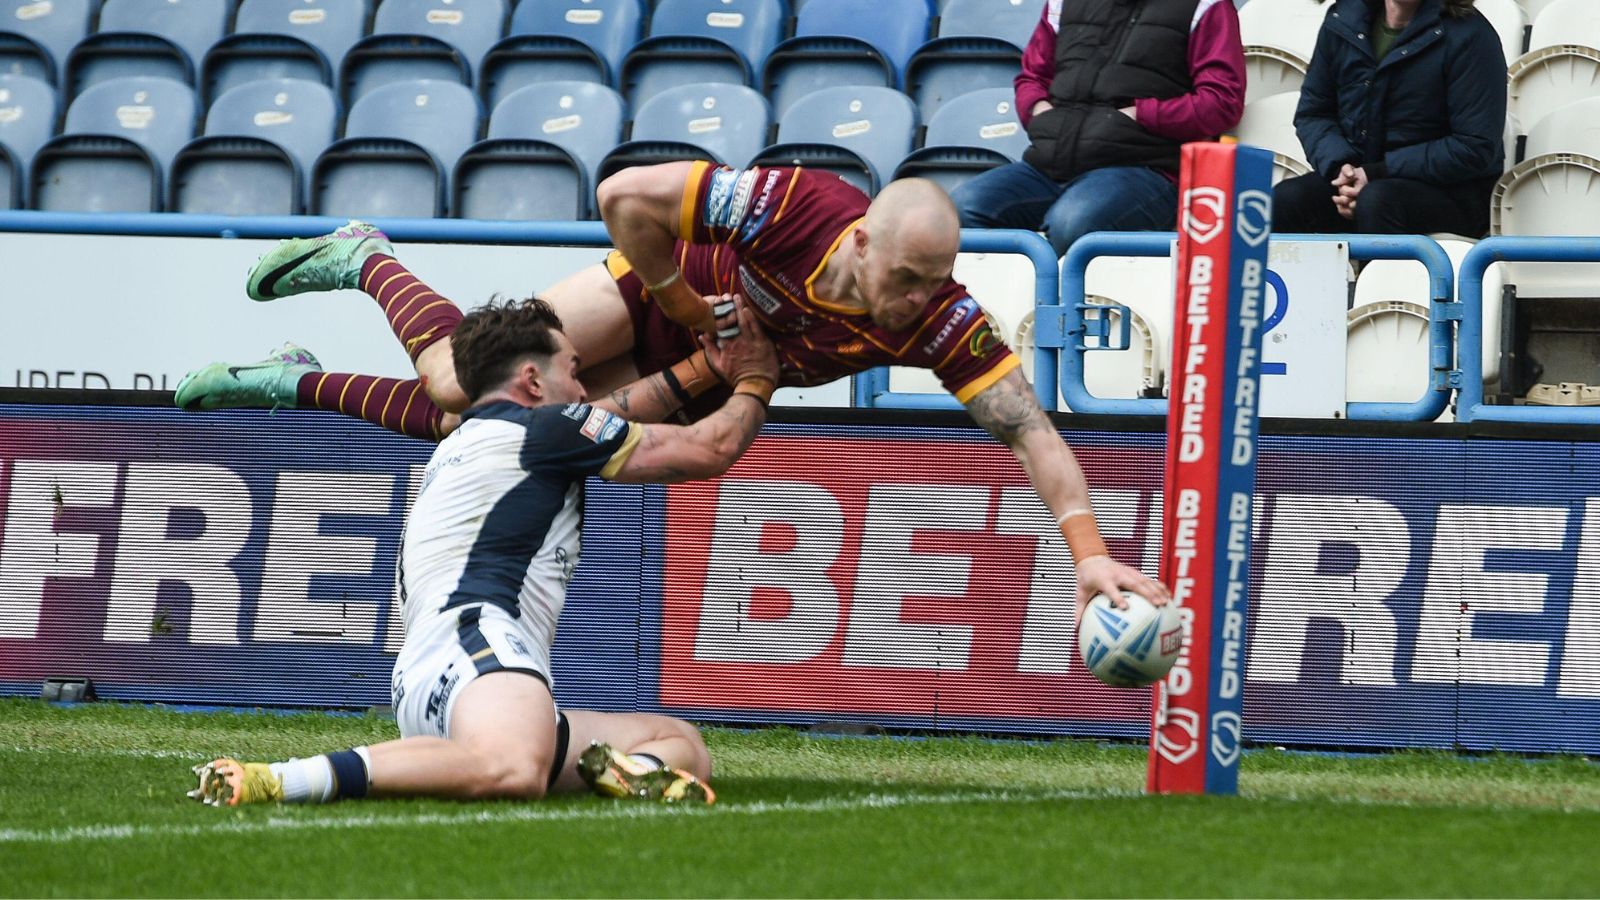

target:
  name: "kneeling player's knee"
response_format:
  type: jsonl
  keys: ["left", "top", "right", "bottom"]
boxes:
{"left": 472, "top": 754, "right": 549, "bottom": 800}
{"left": 666, "top": 718, "right": 713, "bottom": 780}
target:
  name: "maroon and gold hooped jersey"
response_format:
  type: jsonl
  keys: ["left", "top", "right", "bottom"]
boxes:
{"left": 609, "top": 162, "right": 1018, "bottom": 403}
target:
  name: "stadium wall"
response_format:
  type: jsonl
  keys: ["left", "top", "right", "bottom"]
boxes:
{"left": 0, "top": 402, "right": 1596, "bottom": 755}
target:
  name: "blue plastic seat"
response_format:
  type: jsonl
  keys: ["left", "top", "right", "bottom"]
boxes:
{"left": 784, "top": 0, "right": 929, "bottom": 80}
{"left": 620, "top": 0, "right": 783, "bottom": 109}
{"left": 902, "top": 86, "right": 1027, "bottom": 161}
{"left": 762, "top": 35, "right": 893, "bottom": 121}
{"left": 905, "top": 34, "right": 1021, "bottom": 123}
{"left": 453, "top": 140, "right": 587, "bottom": 220}
{"left": 485, "top": 80, "right": 624, "bottom": 190}
{"left": 0, "top": 0, "right": 92, "bottom": 84}
{"left": 478, "top": 34, "right": 608, "bottom": 110}
{"left": 170, "top": 78, "right": 338, "bottom": 214}
{"left": 934, "top": 0, "right": 1039, "bottom": 51}
{"left": 94, "top": 0, "right": 231, "bottom": 73}
{"left": 0, "top": 32, "right": 54, "bottom": 84}
{"left": 506, "top": 0, "right": 641, "bottom": 86}
{"left": 200, "top": 33, "right": 333, "bottom": 107}
{"left": 313, "top": 79, "right": 482, "bottom": 218}
{"left": 753, "top": 85, "right": 917, "bottom": 194}
{"left": 232, "top": 0, "right": 371, "bottom": 71}
{"left": 32, "top": 75, "right": 198, "bottom": 211}
{"left": 0, "top": 72, "right": 56, "bottom": 204}
{"left": 600, "top": 82, "right": 770, "bottom": 181}
{"left": 65, "top": 33, "right": 194, "bottom": 99}
{"left": 340, "top": 34, "right": 474, "bottom": 109}
{"left": 370, "top": 0, "right": 507, "bottom": 77}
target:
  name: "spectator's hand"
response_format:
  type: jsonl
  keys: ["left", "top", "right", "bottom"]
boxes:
{"left": 1031, "top": 100, "right": 1053, "bottom": 117}
{"left": 1119, "top": 105, "right": 1137, "bottom": 122}
{"left": 1074, "top": 555, "right": 1171, "bottom": 621}
{"left": 1333, "top": 194, "right": 1357, "bottom": 220}
{"left": 699, "top": 295, "right": 777, "bottom": 387}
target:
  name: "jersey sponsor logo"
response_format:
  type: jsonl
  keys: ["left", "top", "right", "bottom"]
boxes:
{"left": 921, "top": 297, "right": 978, "bottom": 355}
{"left": 736, "top": 168, "right": 784, "bottom": 242}
{"left": 739, "top": 267, "right": 784, "bottom": 314}
{"left": 505, "top": 633, "right": 532, "bottom": 659}
{"left": 579, "top": 407, "right": 610, "bottom": 443}
{"left": 600, "top": 416, "right": 625, "bottom": 443}
{"left": 836, "top": 340, "right": 866, "bottom": 355}
{"left": 704, "top": 167, "right": 750, "bottom": 230}
{"left": 560, "top": 403, "right": 589, "bottom": 422}
{"left": 726, "top": 168, "right": 760, "bottom": 225}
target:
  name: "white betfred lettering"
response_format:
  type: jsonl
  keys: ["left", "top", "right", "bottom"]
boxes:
{"left": 1412, "top": 504, "right": 1566, "bottom": 686}
{"left": 1558, "top": 498, "right": 1600, "bottom": 697}
{"left": 0, "top": 460, "right": 116, "bottom": 639}
{"left": 695, "top": 480, "right": 842, "bottom": 664}
{"left": 103, "top": 463, "right": 251, "bottom": 644}
{"left": 1164, "top": 487, "right": 1205, "bottom": 695}
{"left": 382, "top": 464, "right": 427, "bottom": 655}
{"left": 252, "top": 471, "right": 393, "bottom": 644}
{"left": 844, "top": 485, "right": 983, "bottom": 670}
{"left": 1251, "top": 494, "right": 1405, "bottom": 685}
{"left": 999, "top": 487, "right": 1139, "bottom": 674}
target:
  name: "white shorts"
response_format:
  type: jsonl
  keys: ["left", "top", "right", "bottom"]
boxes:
{"left": 391, "top": 604, "right": 554, "bottom": 740}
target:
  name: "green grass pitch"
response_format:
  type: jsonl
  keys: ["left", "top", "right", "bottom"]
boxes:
{"left": 2, "top": 699, "right": 1596, "bottom": 897}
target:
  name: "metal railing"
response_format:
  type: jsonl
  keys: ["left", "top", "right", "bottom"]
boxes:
{"left": 1455, "top": 236, "right": 1600, "bottom": 425}
{"left": 1041, "top": 231, "right": 1458, "bottom": 421}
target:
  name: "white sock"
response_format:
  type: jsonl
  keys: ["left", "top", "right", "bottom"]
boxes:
{"left": 269, "top": 756, "right": 336, "bottom": 804}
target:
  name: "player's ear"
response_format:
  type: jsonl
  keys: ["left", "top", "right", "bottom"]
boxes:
{"left": 521, "top": 359, "right": 543, "bottom": 399}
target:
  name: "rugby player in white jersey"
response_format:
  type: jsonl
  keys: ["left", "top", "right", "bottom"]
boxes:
{"left": 189, "top": 293, "right": 779, "bottom": 808}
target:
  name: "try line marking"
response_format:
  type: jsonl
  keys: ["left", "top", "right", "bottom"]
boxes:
{"left": 0, "top": 787, "right": 1129, "bottom": 845}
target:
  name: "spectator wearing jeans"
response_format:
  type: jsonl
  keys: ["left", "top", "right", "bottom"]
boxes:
{"left": 1274, "top": 0, "right": 1506, "bottom": 236}
{"left": 951, "top": 0, "right": 1246, "bottom": 257}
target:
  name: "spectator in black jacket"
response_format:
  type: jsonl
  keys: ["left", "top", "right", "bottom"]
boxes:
{"left": 1274, "top": 0, "right": 1506, "bottom": 236}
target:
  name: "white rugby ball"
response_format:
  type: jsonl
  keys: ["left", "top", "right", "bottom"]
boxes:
{"left": 1077, "top": 591, "right": 1183, "bottom": 687}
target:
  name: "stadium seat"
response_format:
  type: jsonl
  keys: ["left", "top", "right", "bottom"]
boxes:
{"left": 458, "top": 79, "right": 625, "bottom": 217}
{"left": 753, "top": 84, "right": 917, "bottom": 194}
{"left": 1495, "top": 97, "right": 1600, "bottom": 238}
{"left": 169, "top": 78, "right": 338, "bottom": 214}
{"left": 933, "top": 0, "right": 1039, "bottom": 52}
{"left": 1476, "top": 0, "right": 1529, "bottom": 64}
{"left": 64, "top": 33, "right": 194, "bottom": 100}
{"left": 313, "top": 79, "right": 482, "bottom": 218}
{"left": 1241, "top": 45, "right": 1306, "bottom": 105}
{"left": 620, "top": 0, "right": 784, "bottom": 110}
{"left": 478, "top": 35, "right": 610, "bottom": 111}
{"left": 904, "top": 35, "right": 1019, "bottom": 124}
{"left": 201, "top": 35, "right": 333, "bottom": 107}
{"left": 1232, "top": 90, "right": 1312, "bottom": 184}
{"left": 1236, "top": 0, "right": 1325, "bottom": 65}
{"left": 764, "top": 0, "right": 931, "bottom": 99}
{"left": 892, "top": 86, "right": 1023, "bottom": 193}
{"left": 453, "top": 138, "right": 587, "bottom": 219}
{"left": 0, "top": 0, "right": 92, "bottom": 84}
{"left": 599, "top": 82, "right": 771, "bottom": 181}
{"left": 0, "top": 72, "right": 56, "bottom": 205}
{"left": 232, "top": 0, "right": 371, "bottom": 73}
{"left": 1508, "top": 0, "right": 1600, "bottom": 134}
{"left": 762, "top": 39, "right": 893, "bottom": 123}
{"left": 368, "top": 0, "right": 508, "bottom": 78}
{"left": 0, "top": 31, "right": 54, "bottom": 85}
{"left": 505, "top": 0, "right": 642, "bottom": 86}
{"left": 340, "top": 34, "right": 472, "bottom": 110}
{"left": 93, "top": 0, "right": 232, "bottom": 77}
{"left": 31, "top": 75, "right": 198, "bottom": 211}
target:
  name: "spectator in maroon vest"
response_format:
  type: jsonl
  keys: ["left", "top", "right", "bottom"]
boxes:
{"left": 952, "top": 0, "right": 1246, "bottom": 257}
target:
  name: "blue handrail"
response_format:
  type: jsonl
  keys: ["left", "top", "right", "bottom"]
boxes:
{"left": 1046, "top": 231, "right": 1457, "bottom": 420}
{"left": 1455, "top": 236, "right": 1600, "bottom": 425}
{"left": 853, "top": 228, "right": 1060, "bottom": 411}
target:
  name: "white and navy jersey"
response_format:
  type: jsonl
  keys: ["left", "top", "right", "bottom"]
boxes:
{"left": 396, "top": 400, "right": 641, "bottom": 650}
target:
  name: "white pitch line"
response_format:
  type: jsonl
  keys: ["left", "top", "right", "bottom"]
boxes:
{"left": 0, "top": 787, "right": 1126, "bottom": 845}
{"left": 6, "top": 746, "right": 200, "bottom": 760}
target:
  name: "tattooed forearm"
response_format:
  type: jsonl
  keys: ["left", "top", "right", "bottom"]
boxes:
{"left": 963, "top": 369, "right": 1052, "bottom": 446}
{"left": 597, "top": 372, "right": 683, "bottom": 424}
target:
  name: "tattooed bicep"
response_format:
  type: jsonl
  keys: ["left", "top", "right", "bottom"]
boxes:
{"left": 962, "top": 368, "right": 1050, "bottom": 445}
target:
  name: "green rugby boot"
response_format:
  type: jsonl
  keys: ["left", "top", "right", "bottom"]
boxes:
{"left": 188, "top": 758, "right": 284, "bottom": 807}
{"left": 577, "top": 741, "right": 716, "bottom": 805}
{"left": 246, "top": 220, "right": 392, "bottom": 301}
{"left": 174, "top": 343, "right": 321, "bottom": 411}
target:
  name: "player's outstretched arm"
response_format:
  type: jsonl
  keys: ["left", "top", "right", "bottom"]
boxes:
{"left": 596, "top": 162, "right": 716, "bottom": 333}
{"left": 963, "top": 367, "right": 1170, "bottom": 616}
{"left": 608, "top": 298, "right": 777, "bottom": 483}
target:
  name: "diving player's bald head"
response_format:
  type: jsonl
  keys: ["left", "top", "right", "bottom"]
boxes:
{"left": 851, "top": 178, "right": 960, "bottom": 331}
